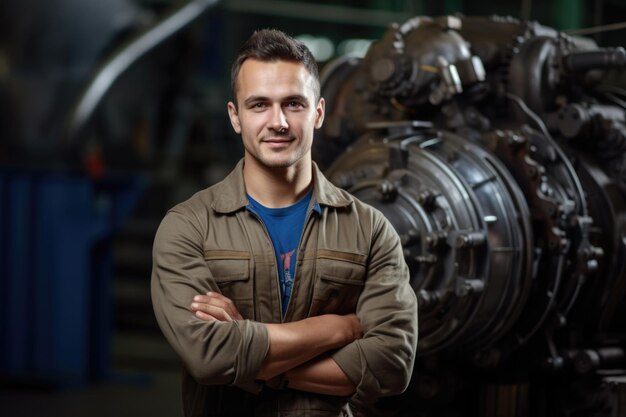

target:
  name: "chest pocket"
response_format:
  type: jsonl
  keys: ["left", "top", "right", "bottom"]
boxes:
{"left": 309, "top": 249, "right": 367, "bottom": 316}
{"left": 204, "top": 250, "right": 253, "bottom": 319}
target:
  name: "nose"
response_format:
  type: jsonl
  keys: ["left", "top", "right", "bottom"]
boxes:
{"left": 269, "top": 104, "right": 289, "bottom": 133}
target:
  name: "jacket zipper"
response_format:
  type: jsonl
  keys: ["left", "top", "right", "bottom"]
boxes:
{"left": 247, "top": 209, "right": 284, "bottom": 320}
{"left": 248, "top": 202, "right": 317, "bottom": 323}
{"left": 283, "top": 205, "right": 317, "bottom": 321}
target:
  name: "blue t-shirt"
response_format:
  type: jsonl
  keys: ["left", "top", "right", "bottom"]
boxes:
{"left": 247, "top": 191, "right": 313, "bottom": 317}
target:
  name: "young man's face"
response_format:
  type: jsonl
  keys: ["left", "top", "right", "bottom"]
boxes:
{"left": 227, "top": 59, "right": 324, "bottom": 170}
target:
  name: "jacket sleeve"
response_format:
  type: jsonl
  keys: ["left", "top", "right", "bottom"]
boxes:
{"left": 151, "top": 209, "right": 270, "bottom": 394}
{"left": 331, "top": 211, "right": 418, "bottom": 411}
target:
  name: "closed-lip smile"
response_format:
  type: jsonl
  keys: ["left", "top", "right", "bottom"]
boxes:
{"left": 263, "top": 137, "right": 294, "bottom": 144}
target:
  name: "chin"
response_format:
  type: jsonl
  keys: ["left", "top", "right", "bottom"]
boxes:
{"left": 258, "top": 153, "right": 303, "bottom": 169}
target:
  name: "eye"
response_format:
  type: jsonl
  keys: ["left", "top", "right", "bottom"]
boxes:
{"left": 285, "top": 101, "right": 304, "bottom": 109}
{"left": 249, "top": 102, "right": 268, "bottom": 111}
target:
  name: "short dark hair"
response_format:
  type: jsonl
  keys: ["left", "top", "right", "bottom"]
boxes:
{"left": 230, "top": 29, "right": 320, "bottom": 105}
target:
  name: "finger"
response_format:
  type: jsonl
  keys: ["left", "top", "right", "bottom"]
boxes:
{"left": 191, "top": 302, "right": 234, "bottom": 322}
{"left": 192, "top": 295, "right": 237, "bottom": 318}
{"left": 192, "top": 291, "right": 227, "bottom": 302}
{"left": 204, "top": 291, "right": 232, "bottom": 303}
{"left": 203, "top": 291, "right": 241, "bottom": 312}
{"left": 195, "top": 310, "right": 217, "bottom": 321}
{"left": 206, "top": 292, "right": 244, "bottom": 320}
{"left": 193, "top": 293, "right": 243, "bottom": 320}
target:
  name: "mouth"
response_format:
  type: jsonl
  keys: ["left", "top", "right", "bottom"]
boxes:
{"left": 262, "top": 136, "right": 295, "bottom": 147}
{"left": 264, "top": 139, "right": 291, "bottom": 142}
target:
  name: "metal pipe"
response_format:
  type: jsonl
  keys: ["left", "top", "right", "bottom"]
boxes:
{"left": 224, "top": 0, "right": 411, "bottom": 27}
{"left": 563, "top": 47, "right": 626, "bottom": 72}
{"left": 565, "top": 20, "right": 626, "bottom": 36}
{"left": 67, "top": 0, "right": 220, "bottom": 141}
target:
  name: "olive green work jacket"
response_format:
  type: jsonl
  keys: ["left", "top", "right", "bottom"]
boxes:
{"left": 151, "top": 160, "right": 418, "bottom": 417}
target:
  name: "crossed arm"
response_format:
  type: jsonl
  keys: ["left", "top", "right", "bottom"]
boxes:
{"left": 191, "top": 292, "right": 362, "bottom": 396}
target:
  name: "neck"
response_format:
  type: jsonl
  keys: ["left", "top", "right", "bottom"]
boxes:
{"left": 243, "top": 155, "right": 313, "bottom": 208}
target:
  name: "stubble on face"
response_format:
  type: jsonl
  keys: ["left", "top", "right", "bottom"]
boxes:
{"left": 247, "top": 130, "right": 303, "bottom": 169}
{"left": 228, "top": 59, "right": 324, "bottom": 173}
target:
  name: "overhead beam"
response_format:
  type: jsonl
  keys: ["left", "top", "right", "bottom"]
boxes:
{"left": 224, "top": 0, "right": 412, "bottom": 27}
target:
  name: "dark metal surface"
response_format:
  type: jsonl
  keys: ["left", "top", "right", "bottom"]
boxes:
{"left": 316, "top": 14, "right": 626, "bottom": 417}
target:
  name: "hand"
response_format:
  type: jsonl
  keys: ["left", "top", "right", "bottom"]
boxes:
{"left": 190, "top": 292, "right": 243, "bottom": 322}
{"left": 344, "top": 314, "right": 363, "bottom": 341}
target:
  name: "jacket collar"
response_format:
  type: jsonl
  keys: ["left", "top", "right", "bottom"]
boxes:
{"left": 211, "top": 158, "right": 352, "bottom": 214}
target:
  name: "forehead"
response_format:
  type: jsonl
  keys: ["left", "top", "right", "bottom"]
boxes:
{"left": 236, "top": 59, "right": 317, "bottom": 100}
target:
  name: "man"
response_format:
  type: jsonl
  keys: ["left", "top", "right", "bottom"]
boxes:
{"left": 151, "top": 29, "right": 418, "bottom": 416}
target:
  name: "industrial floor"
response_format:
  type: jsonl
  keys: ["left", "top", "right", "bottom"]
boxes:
{"left": 0, "top": 332, "right": 183, "bottom": 417}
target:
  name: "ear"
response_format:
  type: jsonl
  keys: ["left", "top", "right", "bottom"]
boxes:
{"left": 227, "top": 101, "right": 242, "bottom": 134}
{"left": 314, "top": 97, "right": 325, "bottom": 129}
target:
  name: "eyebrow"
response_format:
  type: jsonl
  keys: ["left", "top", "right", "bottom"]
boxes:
{"left": 243, "top": 96, "right": 268, "bottom": 106}
{"left": 243, "top": 95, "right": 310, "bottom": 107}
{"left": 283, "top": 95, "right": 309, "bottom": 105}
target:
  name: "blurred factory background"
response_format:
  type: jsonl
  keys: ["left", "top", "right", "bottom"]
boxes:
{"left": 1, "top": 0, "right": 625, "bottom": 416}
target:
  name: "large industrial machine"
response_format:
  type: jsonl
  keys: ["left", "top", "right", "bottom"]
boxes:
{"left": 314, "top": 15, "right": 626, "bottom": 417}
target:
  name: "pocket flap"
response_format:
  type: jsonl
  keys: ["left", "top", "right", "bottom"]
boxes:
{"left": 204, "top": 250, "right": 250, "bottom": 283}
{"left": 317, "top": 249, "right": 366, "bottom": 285}
{"left": 320, "top": 274, "right": 365, "bottom": 286}
{"left": 317, "top": 249, "right": 367, "bottom": 266}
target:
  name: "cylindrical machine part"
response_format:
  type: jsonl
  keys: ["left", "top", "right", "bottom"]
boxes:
{"left": 563, "top": 47, "right": 626, "bottom": 72}
{"left": 326, "top": 127, "right": 534, "bottom": 353}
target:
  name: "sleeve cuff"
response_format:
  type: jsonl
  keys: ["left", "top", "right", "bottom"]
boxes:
{"left": 331, "top": 342, "right": 363, "bottom": 387}
{"left": 332, "top": 341, "right": 383, "bottom": 410}
{"left": 231, "top": 320, "right": 270, "bottom": 394}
